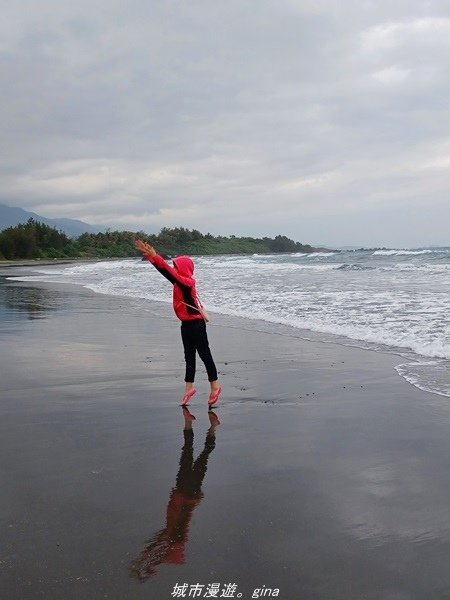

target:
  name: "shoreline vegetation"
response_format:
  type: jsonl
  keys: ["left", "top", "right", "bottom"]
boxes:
{"left": 0, "top": 218, "right": 331, "bottom": 261}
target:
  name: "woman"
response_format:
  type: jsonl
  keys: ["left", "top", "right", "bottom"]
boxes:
{"left": 134, "top": 239, "right": 222, "bottom": 406}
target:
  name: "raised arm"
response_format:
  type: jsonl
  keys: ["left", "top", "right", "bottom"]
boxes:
{"left": 134, "top": 240, "right": 193, "bottom": 288}
{"left": 134, "top": 239, "right": 157, "bottom": 258}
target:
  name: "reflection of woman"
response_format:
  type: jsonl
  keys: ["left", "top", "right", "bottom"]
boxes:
{"left": 130, "top": 409, "right": 220, "bottom": 581}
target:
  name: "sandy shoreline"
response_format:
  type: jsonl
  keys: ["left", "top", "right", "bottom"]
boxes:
{"left": 1, "top": 274, "right": 450, "bottom": 599}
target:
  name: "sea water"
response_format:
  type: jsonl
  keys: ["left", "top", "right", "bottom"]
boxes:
{"left": 9, "top": 248, "right": 450, "bottom": 398}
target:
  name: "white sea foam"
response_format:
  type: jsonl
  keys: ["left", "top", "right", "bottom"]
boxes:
{"left": 395, "top": 361, "right": 450, "bottom": 398}
{"left": 199, "top": 260, "right": 343, "bottom": 271}
{"left": 380, "top": 263, "right": 450, "bottom": 274}
{"left": 304, "top": 251, "right": 337, "bottom": 258}
{"left": 373, "top": 249, "right": 450, "bottom": 256}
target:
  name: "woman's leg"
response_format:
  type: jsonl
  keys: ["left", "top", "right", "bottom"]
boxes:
{"left": 194, "top": 321, "right": 220, "bottom": 392}
{"left": 181, "top": 323, "right": 196, "bottom": 388}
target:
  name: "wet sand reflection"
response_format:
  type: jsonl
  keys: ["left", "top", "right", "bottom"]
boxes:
{"left": 0, "top": 280, "right": 62, "bottom": 320}
{"left": 130, "top": 408, "right": 220, "bottom": 581}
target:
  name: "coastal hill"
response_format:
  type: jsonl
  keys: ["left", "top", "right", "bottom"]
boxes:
{"left": 0, "top": 203, "right": 104, "bottom": 238}
{"left": 0, "top": 220, "right": 332, "bottom": 260}
{"left": 0, "top": 219, "right": 331, "bottom": 261}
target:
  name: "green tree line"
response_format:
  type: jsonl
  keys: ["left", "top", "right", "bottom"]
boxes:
{"left": 0, "top": 219, "right": 318, "bottom": 260}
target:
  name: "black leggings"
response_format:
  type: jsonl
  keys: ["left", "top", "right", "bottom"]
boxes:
{"left": 181, "top": 320, "right": 218, "bottom": 383}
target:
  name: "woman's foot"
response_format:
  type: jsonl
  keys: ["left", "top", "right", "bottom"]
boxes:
{"left": 181, "top": 387, "right": 197, "bottom": 406}
{"left": 208, "top": 386, "right": 222, "bottom": 406}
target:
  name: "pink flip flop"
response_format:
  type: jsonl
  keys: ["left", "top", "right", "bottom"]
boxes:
{"left": 181, "top": 388, "right": 197, "bottom": 406}
{"left": 208, "top": 386, "right": 222, "bottom": 406}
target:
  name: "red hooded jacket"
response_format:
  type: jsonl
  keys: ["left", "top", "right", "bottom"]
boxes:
{"left": 145, "top": 254, "right": 204, "bottom": 322}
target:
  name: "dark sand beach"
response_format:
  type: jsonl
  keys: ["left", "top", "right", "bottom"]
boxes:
{"left": 1, "top": 271, "right": 450, "bottom": 600}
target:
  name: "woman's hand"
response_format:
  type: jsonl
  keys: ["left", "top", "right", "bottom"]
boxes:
{"left": 134, "top": 239, "right": 157, "bottom": 258}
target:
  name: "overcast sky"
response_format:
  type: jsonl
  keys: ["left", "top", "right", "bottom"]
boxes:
{"left": 1, "top": 1, "right": 450, "bottom": 247}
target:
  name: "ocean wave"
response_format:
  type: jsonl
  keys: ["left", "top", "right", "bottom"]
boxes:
{"left": 380, "top": 263, "right": 450, "bottom": 273}
{"left": 304, "top": 252, "right": 337, "bottom": 258}
{"left": 337, "top": 263, "right": 374, "bottom": 271}
{"left": 207, "top": 305, "right": 450, "bottom": 362}
{"left": 395, "top": 361, "right": 450, "bottom": 398}
{"left": 27, "top": 259, "right": 138, "bottom": 277}
{"left": 204, "top": 261, "right": 343, "bottom": 271}
{"left": 373, "top": 249, "right": 449, "bottom": 256}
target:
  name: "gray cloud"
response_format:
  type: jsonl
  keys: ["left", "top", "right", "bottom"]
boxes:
{"left": 1, "top": 1, "right": 450, "bottom": 246}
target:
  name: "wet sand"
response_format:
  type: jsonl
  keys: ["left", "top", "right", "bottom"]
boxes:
{"left": 1, "top": 274, "right": 450, "bottom": 600}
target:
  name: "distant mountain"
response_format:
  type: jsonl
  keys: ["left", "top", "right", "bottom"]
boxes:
{"left": 0, "top": 203, "right": 105, "bottom": 238}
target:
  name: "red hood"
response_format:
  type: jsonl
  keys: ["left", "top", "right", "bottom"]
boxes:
{"left": 173, "top": 256, "right": 194, "bottom": 277}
